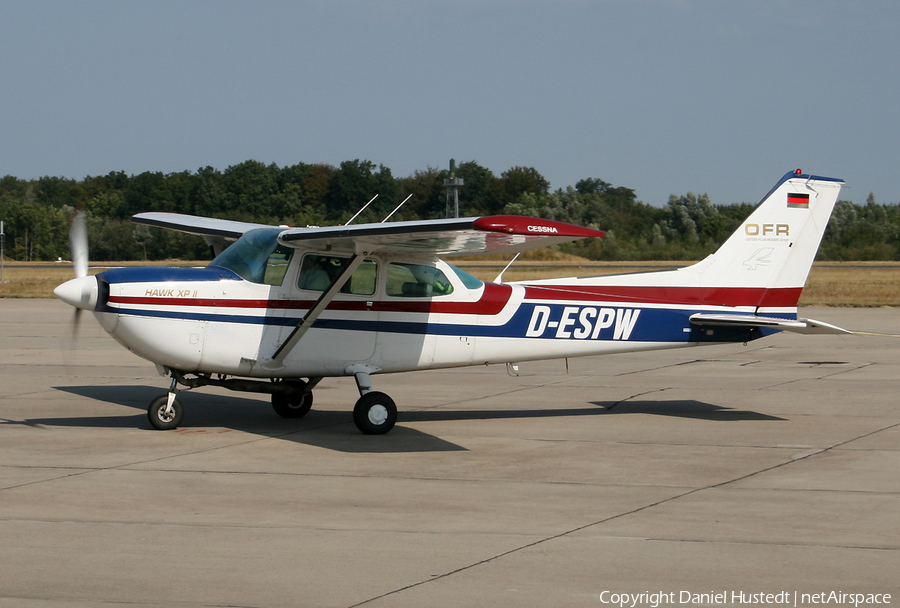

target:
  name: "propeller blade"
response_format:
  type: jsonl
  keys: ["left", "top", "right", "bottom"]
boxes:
{"left": 73, "top": 308, "right": 82, "bottom": 338}
{"left": 70, "top": 211, "right": 89, "bottom": 279}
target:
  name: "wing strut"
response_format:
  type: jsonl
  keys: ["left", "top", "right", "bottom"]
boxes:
{"left": 260, "top": 254, "right": 366, "bottom": 371}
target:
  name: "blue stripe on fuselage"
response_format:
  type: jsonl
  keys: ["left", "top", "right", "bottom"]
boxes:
{"left": 99, "top": 266, "right": 241, "bottom": 284}
{"left": 107, "top": 301, "right": 783, "bottom": 344}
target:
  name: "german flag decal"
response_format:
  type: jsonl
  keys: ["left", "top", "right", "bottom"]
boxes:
{"left": 787, "top": 192, "right": 810, "bottom": 209}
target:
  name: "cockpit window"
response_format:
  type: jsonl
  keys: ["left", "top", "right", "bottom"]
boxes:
{"left": 447, "top": 264, "right": 484, "bottom": 289}
{"left": 209, "top": 229, "right": 294, "bottom": 286}
{"left": 386, "top": 263, "right": 453, "bottom": 297}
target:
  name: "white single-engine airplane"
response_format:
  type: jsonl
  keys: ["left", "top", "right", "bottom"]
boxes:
{"left": 54, "top": 169, "right": 849, "bottom": 434}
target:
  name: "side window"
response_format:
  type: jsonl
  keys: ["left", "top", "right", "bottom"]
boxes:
{"left": 386, "top": 263, "right": 454, "bottom": 297}
{"left": 297, "top": 255, "right": 377, "bottom": 295}
{"left": 347, "top": 259, "right": 377, "bottom": 294}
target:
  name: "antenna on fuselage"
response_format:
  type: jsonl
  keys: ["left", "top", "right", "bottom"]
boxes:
{"left": 381, "top": 194, "right": 413, "bottom": 223}
{"left": 344, "top": 194, "right": 379, "bottom": 226}
{"left": 493, "top": 252, "right": 521, "bottom": 284}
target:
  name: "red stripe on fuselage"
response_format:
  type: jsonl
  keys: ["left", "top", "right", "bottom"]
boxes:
{"left": 522, "top": 285, "right": 802, "bottom": 308}
{"left": 108, "top": 283, "right": 514, "bottom": 315}
{"left": 107, "top": 281, "right": 800, "bottom": 315}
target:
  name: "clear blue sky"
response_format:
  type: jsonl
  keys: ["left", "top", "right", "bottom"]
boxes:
{"left": 2, "top": 0, "right": 897, "bottom": 207}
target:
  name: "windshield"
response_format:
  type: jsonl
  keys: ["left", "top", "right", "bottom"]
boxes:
{"left": 209, "top": 229, "right": 294, "bottom": 285}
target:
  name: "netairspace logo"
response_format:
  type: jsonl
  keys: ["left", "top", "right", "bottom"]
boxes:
{"left": 598, "top": 590, "right": 892, "bottom": 607}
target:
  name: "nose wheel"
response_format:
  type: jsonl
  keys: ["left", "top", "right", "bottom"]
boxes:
{"left": 148, "top": 393, "right": 184, "bottom": 430}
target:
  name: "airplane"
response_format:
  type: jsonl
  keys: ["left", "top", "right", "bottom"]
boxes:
{"left": 53, "top": 169, "right": 850, "bottom": 435}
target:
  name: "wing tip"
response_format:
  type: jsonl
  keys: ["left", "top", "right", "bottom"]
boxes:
{"left": 474, "top": 215, "right": 605, "bottom": 238}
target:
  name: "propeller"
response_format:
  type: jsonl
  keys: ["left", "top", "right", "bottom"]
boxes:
{"left": 70, "top": 210, "right": 89, "bottom": 279}
{"left": 69, "top": 210, "right": 88, "bottom": 332}
{"left": 54, "top": 210, "right": 95, "bottom": 335}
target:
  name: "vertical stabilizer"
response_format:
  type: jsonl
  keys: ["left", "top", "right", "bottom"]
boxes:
{"left": 685, "top": 170, "right": 843, "bottom": 306}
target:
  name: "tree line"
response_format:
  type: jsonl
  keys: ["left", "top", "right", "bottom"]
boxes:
{"left": 0, "top": 159, "right": 897, "bottom": 262}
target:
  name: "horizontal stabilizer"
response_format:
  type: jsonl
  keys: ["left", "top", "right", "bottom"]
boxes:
{"left": 689, "top": 313, "right": 852, "bottom": 335}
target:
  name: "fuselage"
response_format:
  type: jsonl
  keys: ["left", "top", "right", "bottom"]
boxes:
{"left": 84, "top": 253, "right": 782, "bottom": 380}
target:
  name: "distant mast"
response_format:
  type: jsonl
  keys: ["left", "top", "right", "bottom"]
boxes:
{"left": 444, "top": 159, "right": 464, "bottom": 218}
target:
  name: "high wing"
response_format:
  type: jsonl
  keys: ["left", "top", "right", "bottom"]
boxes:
{"left": 132, "top": 212, "right": 276, "bottom": 256}
{"left": 276, "top": 215, "right": 606, "bottom": 257}
{"left": 132, "top": 212, "right": 606, "bottom": 258}
{"left": 133, "top": 212, "right": 272, "bottom": 239}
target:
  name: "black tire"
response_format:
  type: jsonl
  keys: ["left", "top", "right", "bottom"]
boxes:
{"left": 148, "top": 394, "right": 184, "bottom": 430}
{"left": 272, "top": 383, "right": 313, "bottom": 419}
{"left": 353, "top": 391, "right": 397, "bottom": 435}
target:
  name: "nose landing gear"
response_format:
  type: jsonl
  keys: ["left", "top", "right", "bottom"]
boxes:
{"left": 148, "top": 378, "right": 184, "bottom": 430}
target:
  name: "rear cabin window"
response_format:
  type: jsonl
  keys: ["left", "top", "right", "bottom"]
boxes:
{"left": 297, "top": 255, "right": 378, "bottom": 295}
{"left": 386, "top": 263, "right": 453, "bottom": 297}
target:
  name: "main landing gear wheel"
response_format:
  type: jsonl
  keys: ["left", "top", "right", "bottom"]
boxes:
{"left": 272, "top": 382, "right": 313, "bottom": 419}
{"left": 353, "top": 391, "right": 397, "bottom": 435}
{"left": 148, "top": 395, "right": 184, "bottom": 430}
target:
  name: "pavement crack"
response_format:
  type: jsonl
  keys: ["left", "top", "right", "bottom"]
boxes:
{"left": 603, "top": 387, "right": 671, "bottom": 411}
{"left": 347, "top": 485, "right": 699, "bottom": 608}
{"left": 614, "top": 360, "right": 704, "bottom": 376}
{"left": 347, "top": 418, "right": 900, "bottom": 607}
{"left": 0, "top": 468, "right": 101, "bottom": 492}
{"left": 761, "top": 362, "right": 877, "bottom": 389}
{"left": 411, "top": 377, "right": 576, "bottom": 412}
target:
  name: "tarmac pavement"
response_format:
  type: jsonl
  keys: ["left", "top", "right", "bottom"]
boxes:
{"left": 0, "top": 299, "right": 898, "bottom": 607}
